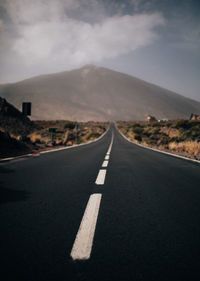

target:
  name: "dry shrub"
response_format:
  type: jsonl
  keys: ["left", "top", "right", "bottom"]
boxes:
{"left": 160, "top": 127, "right": 179, "bottom": 138}
{"left": 168, "top": 141, "right": 200, "bottom": 156}
{"left": 127, "top": 130, "right": 135, "bottom": 142}
{"left": 29, "top": 133, "right": 49, "bottom": 144}
{"left": 169, "top": 129, "right": 180, "bottom": 138}
{"left": 55, "top": 139, "right": 63, "bottom": 145}
{"left": 80, "top": 130, "right": 93, "bottom": 142}
{"left": 29, "top": 133, "right": 42, "bottom": 143}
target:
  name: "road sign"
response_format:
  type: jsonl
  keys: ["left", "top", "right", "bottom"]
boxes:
{"left": 74, "top": 123, "right": 79, "bottom": 144}
{"left": 49, "top": 128, "right": 57, "bottom": 133}
{"left": 22, "top": 102, "right": 31, "bottom": 116}
{"left": 49, "top": 128, "right": 57, "bottom": 145}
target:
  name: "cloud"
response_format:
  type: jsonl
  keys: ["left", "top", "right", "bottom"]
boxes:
{"left": 2, "top": 0, "right": 78, "bottom": 24}
{"left": 0, "top": 0, "right": 164, "bottom": 80}
{"left": 2, "top": 0, "right": 106, "bottom": 24}
{"left": 12, "top": 13, "right": 164, "bottom": 67}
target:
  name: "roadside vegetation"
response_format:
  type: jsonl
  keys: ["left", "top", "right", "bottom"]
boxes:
{"left": 28, "top": 120, "right": 108, "bottom": 146}
{"left": 117, "top": 120, "right": 200, "bottom": 160}
{"left": 0, "top": 97, "right": 109, "bottom": 158}
{"left": 0, "top": 119, "right": 108, "bottom": 158}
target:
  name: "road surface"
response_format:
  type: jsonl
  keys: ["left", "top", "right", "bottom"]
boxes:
{"left": 1, "top": 124, "right": 200, "bottom": 281}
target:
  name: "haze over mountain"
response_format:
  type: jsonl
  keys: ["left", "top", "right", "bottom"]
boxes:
{"left": 0, "top": 65, "right": 199, "bottom": 121}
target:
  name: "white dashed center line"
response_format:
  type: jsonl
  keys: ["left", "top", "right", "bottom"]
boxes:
{"left": 70, "top": 131, "right": 114, "bottom": 260}
{"left": 95, "top": 132, "right": 113, "bottom": 185}
{"left": 106, "top": 133, "right": 114, "bottom": 155}
{"left": 95, "top": 169, "right": 107, "bottom": 185}
{"left": 70, "top": 193, "right": 102, "bottom": 260}
{"left": 102, "top": 160, "right": 109, "bottom": 167}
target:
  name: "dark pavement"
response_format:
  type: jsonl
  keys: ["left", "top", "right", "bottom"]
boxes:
{"left": 0, "top": 124, "right": 200, "bottom": 281}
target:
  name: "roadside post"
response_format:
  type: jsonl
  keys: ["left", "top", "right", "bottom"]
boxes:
{"left": 49, "top": 128, "right": 57, "bottom": 145}
{"left": 74, "top": 122, "right": 79, "bottom": 144}
{"left": 22, "top": 102, "right": 31, "bottom": 116}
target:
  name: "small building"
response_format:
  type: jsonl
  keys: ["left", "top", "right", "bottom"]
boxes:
{"left": 190, "top": 113, "right": 200, "bottom": 120}
{"left": 146, "top": 115, "right": 157, "bottom": 123}
{"left": 158, "top": 118, "right": 168, "bottom": 122}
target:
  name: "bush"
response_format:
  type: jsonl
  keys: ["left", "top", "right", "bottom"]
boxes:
{"left": 133, "top": 127, "right": 143, "bottom": 134}
{"left": 157, "top": 136, "right": 169, "bottom": 145}
{"left": 117, "top": 120, "right": 200, "bottom": 159}
{"left": 173, "top": 120, "right": 194, "bottom": 130}
{"left": 151, "top": 122, "right": 161, "bottom": 127}
{"left": 168, "top": 141, "right": 200, "bottom": 156}
{"left": 134, "top": 133, "right": 142, "bottom": 142}
{"left": 132, "top": 123, "right": 142, "bottom": 128}
{"left": 64, "top": 122, "right": 75, "bottom": 130}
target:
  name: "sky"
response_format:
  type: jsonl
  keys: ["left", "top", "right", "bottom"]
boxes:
{"left": 0, "top": 0, "right": 199, "bottom": 101}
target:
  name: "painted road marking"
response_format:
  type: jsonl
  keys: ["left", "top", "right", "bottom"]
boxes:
{"left": 70, "top": 193, "right": 102, "bottom": 260}
{"left": 95, "top": 132, "right": 114, "bottom": 185}
{"left": 106, "top": 132, "right": 114, "bottom": 154}
{"left": 95, "top": 169, "right": 107, "bottom": 185}
{"left": 70, "top": 131, "right": 114, "bottom": 260}
{"left": 102, "top": 160, "right": 109, "bottom": 167}
{"left": 105, "top": 155, "right": 109, "bottom": 160}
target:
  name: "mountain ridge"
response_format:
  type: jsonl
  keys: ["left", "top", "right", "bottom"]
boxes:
{"left": 0, "top": 65, "right": 199, "bottom": 121}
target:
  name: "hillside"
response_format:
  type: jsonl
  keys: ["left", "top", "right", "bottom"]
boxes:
{"left": 0, "top": 97, "right": 35, "bottom": 136}
{"left": 0, "top": 97, "right": 108, "bottom": 158}
{"left": 0, "top": 97, "right": 36, "bottom": 158}
{"left": 0, "top": 65, "right": 199, "bottom": 120}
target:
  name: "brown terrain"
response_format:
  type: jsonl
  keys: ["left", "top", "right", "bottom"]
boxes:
{"left": 117, "top": 120, "right": 200, "bottom": 160}
{"left": 0, "top": 97, "right": 108, "bottom": 159}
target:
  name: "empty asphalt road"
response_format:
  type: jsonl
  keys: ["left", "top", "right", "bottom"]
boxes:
{"left": 1, "top": 124, "right": 200, "bottom": 281}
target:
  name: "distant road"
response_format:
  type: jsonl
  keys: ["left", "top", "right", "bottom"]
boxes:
{"left": 1, "top": 124, "right": 200, "bottom": 281}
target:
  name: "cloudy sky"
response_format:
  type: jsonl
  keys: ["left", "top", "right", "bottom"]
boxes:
{"left": 0, "top": 0, "right": 199, "bottom": 101}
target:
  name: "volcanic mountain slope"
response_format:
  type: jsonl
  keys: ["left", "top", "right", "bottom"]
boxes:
{"left": 0, "top": 97, "right": 35, "bottom": 136}
{"left": 0, "top": 65, "right": 199, "bottom": 120}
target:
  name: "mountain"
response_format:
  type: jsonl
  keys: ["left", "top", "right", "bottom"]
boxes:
{"left": 0, "top": 65, "right": 199, "bottom": 121}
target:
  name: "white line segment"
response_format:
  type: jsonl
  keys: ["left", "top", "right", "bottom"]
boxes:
{"left": 102, "top": 160, "right": 109, "bottom": 167}
{"left": 95, "top": 132, "right": 114, "bottom": 185}
{"left": 70, "top": 193, "right": 102, "bottom": 260}
{"left": 70, "top": 131, "right": 114, "bottom": 260}
{"left": 106, "top": 133, "right": 114, "bottom": 155}
{"left": 95, "top": 169, "right": 107, "bottom": 185}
